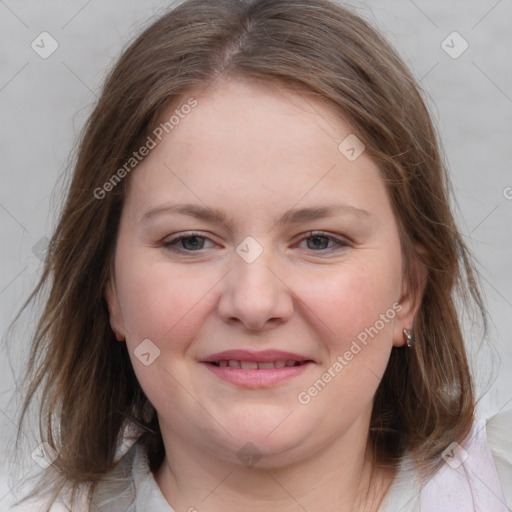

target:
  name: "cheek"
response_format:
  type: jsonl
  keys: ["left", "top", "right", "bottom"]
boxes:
{"left": 114, "top": 247, "right": 214, "bottom": 349}
{"left": 114, "top": 252, "right": 217, "bottom": 400}
{"left": 294, "top": 265, "right": 400, "bottom": 411}
{"left": 297, "top": 258, "right": 402, "bottom": 347}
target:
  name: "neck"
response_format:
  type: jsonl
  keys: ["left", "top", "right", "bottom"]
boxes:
{"left": 154, "top": 418, "right": 395, "bottom": 512}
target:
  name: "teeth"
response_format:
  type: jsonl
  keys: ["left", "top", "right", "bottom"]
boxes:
{"left": 257, "top": 362, "right": 275, "bottom": 369}
{"left": 240, "top": 360, "right": 258, "bottom": 370}
{"left": 214, "top": 360, "right": 304, "bottom": 369}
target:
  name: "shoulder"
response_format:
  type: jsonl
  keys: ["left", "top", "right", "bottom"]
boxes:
{"left": 380, "top": 409, "right": 512, "bottom": 512}
{"left": 418, "top": 409, "right": 512, "bottom": 511}
{"left": 8, "top": 424, "right": 145, "bottom": 512}
{"left": 486, "top": 408, "right": 512, "bottom": 506}
{"left": 8, "top": 487, "right": 92, "bottom": 512}
{"left": 8, "top": 446, "right": 138, "bottom": 512}
{"left": 9, "top": 497, "right": 80, "bottom": 511}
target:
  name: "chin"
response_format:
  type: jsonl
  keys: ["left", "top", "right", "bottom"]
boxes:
{"left": 213, "top": 419, "right": 310, "bottom": 465}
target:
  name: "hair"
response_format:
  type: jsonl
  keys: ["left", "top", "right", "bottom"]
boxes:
{"left": 13, "top": 0, "right": 485, "bottom": 508}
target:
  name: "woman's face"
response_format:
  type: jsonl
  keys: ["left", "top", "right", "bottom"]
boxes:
{"left": 106, "top": 78, "right": 420, "bottom": 467}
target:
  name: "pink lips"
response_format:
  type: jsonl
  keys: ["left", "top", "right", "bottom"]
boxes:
{"left": 200, "top": 349, "right": 314, "bottom": 388}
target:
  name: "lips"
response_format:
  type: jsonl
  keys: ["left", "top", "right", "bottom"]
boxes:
{"left": 200, "top": 350, "right": 314, "bottom": 387}
{"left": 201, "top": 349, "right": 313, "bottom": 367}
{"left": 201, "top": 350, "right": 314, "bottom": 389}
{"left": 211, "top": 359, "right": 306, "bottom": 369}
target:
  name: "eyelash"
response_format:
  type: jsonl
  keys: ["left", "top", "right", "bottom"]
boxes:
{"left": 161, "top": 231, "right": 350, "bottom": 254}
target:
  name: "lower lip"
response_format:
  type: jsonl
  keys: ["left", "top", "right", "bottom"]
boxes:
{"left": 201, "top": 362, "right": 313, "bottom": 388}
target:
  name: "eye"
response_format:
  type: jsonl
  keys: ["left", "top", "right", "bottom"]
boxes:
{"left": 162, "top": 232, "right": 216, "bottom": 252}
{"left": 297, "top": 231, "right": 350, "bottom": 252}
{"left": 161, "top": 231, "right": 350, "bottom": 254}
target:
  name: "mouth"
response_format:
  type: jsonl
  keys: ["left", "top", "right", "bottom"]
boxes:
{"left": 200, "top": 350, "right": 315, "bottom": 388}
{"left": 206, "top": 359, "right": 310, "bottom": 369}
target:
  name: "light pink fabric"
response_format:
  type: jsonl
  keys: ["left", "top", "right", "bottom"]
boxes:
{"left": 419, "top": 418, "right": 508, "bottom": 511}
{"left": 380, "top": 410, "right": 511, "bottom": 511}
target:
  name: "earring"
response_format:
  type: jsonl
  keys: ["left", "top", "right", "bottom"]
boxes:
{"left": 113, "top": 328, "right": 125, "bottom": 341}
{"left": 403, "top": 328, "right": 413, "bottom": 348}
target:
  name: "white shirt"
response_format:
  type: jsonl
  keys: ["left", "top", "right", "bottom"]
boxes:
{"left": 10, "top": 410, "right": 512, "bottom": 511}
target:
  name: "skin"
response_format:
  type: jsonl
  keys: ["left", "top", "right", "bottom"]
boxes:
{"left": 105, "top": 77, "right": 425, "bottom": 512}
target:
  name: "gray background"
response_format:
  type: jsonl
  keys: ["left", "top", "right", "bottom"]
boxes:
{"left": 1, "top": 0, "right": 511, "bottom": 508}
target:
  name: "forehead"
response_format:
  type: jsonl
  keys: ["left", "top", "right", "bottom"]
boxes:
{"left": 124, "top": 77, "right": 388, "bottom": 223}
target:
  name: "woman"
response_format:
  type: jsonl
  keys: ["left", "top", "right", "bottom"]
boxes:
{"left": 10, "top": 0, "right": 511, "bottom": 510}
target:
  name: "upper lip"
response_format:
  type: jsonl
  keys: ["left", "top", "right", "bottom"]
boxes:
{"left": 201, "top": 350, "right": 313, "bottom": 363}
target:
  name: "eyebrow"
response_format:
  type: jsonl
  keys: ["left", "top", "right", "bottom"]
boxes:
{"left": 140, "top": 202, "right": 372, "bottom": 227}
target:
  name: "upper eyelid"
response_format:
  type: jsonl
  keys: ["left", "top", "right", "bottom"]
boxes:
{"left": 163, "top": 231, "right": 218, "bottom": 244}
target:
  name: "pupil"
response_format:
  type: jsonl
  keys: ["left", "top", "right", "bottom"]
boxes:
{"left": 183, "top": 236, "right": 203, "bottom": 250}
{"left": 308, "top": 236, "right": 328, "bottom": 250}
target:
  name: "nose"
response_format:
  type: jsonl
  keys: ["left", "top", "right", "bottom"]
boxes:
{"left": 217, "top": 243, "right": 294, "bottom": 332}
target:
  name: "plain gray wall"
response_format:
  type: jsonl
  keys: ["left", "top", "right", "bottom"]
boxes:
{"left": 1, "top": 0, "right": 511, "bottom": 508}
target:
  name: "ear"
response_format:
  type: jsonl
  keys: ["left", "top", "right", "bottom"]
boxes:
{"left": 392, "top": 248, "right": 428, "bottom": 347}
{"left": 105, "top": 278, "right": 126, "bottom": 342}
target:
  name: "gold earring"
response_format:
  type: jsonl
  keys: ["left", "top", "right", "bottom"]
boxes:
{"left": 403, "top": 328, "right": 413, "bottom": 348}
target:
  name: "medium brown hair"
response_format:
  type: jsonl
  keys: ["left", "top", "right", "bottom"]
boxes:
{"left": 14, "top": 0, "right": 485, "bottom": 507}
